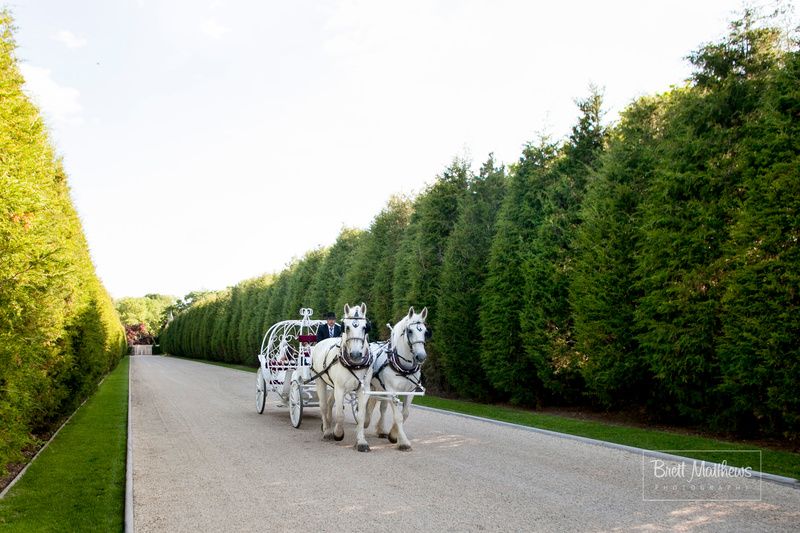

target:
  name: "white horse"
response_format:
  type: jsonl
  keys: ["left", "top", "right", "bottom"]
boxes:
{"left": 364, "top": 306, "right": 430, "bottom": 451}
{"left": 311, "top": 302, "right": 373, "bottom": 452}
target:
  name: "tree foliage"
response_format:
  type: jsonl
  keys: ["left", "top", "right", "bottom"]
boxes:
{"left": 519, "top": 89, "right": 607, "bottom": 403}
{"left": 633, "top": 11, "right": 791, "bottom": 425}
{"left": 0, "top": 12, "right": 126, "bottom": 473}
{"left": 115, "top": 294, "right": 175, "bottom": 337}
{"left": 398, "top": 159, "right": 470, "bottom": 391}
{"left": 570, "top": 97, "right": 660, "bottom": 407}
{"left": 479, "top": 139, "right": 558, "bottom": 405}
{"left": 362, "top": 196, "right": 412, "bottom": 338}
{"left": 308, "top": 228, "right": 365, "bottom": 317}
{"left": 437, "top": 156, "right": 506, "bottom": 400}
{"left": 714, "top": 24, "right": 800, "bottom": 437}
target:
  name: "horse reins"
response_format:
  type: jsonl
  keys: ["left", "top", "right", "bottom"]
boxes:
{"left": 306, "top": 317, "right": 372, "bottom": 390}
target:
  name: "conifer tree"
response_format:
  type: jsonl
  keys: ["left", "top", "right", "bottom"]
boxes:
{"left": 479, "top": 140, "right": 558, "bottom": 405}
{"left": 571, "top": 97, "right": 661, "bottom": 407}
{"left": 399, "top": 159, "right": 470, "bottom": 391}
{"left": 263, "top": 270, "right": 292, "bottom": 332}
{"left": 224, "top": 285, "right": 244, "bottom": 359}
{"left": 238, "top": 275, "right": 273, "bottom": 361}
{"left": 0, "top": 12, "right": 125, "bottom": 471}
{"left": 436, "top": 155, "right": 506, "bottom": 399}
{"left": 365, "top": 196, "right": 412, "bottom": 337}
{"left": 283, "top": 250, "right": 324, "bottom": 319}
{"left": 339, "top": 234, "right": 374, "bottom": 311}
{"left": 519, "top": 90, "right": 607, "bottom": 402}
{"left": 212, "top": 295, "right": 230, "bottom": 356}
{"left": 391, "top": 222, "right": 417, "bottom": 318}
{"left": 196, "top": 296, "right": 215, "bottom": 356}
{"left": 716, "top": 28, "right": 799, "bottom": 437}
{"left": 253, "top": 281, "right": 276, "bottom": 354}
{"left": 307, "top": 229, "right": 364, "bottom": 317}
{"left": 634, "top": 11, "right": 780, "bottom": 422}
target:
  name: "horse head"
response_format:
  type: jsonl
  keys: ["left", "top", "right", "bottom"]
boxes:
{"left": 341, "top": 302, "right": 371, "bottom": 366}
{"left": 395, "top": 306, "right": 430, "bottom": 365}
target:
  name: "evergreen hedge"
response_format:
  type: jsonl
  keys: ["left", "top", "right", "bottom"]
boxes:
{"left": 1, "top": 13, "right": 127, "bottom": 474}
{"left": 161, "top": 10, "right": 799, "bottom": 441}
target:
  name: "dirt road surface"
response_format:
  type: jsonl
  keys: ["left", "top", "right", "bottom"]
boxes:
{"left": 131, "top": 356, "right": 800, "bottom": 532}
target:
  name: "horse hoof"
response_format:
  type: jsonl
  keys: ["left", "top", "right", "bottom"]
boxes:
{"left": 323, "top": 433, "right": 335, "bottom": 441}
{"left": 398, "top": 444, "right": 412, "bottom": 452}
{"left": 377, "top": 433, "right": 389, "bottom": 439}
{"left": 356, "top": 443, "right": 371, "bottom": 452}
{"left": 388, "top": 434, "right": 398, "bottom": 444}
{"left": 334, "top": 432, "right": 344, "bottom": 442}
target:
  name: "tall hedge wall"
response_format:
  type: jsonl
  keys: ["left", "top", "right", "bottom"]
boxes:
{"left": 162, "top": 11, "right": 799, "bottom": 440}
{"left": 0, "top": 13, "right": 127, "bottom": 474}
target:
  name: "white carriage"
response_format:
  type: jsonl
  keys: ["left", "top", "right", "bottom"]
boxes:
{"left": 255, "top": 307, "right": 323, "bottom": 427}
{"left": 255, "top": 307, "right": 428, "bottom": 445}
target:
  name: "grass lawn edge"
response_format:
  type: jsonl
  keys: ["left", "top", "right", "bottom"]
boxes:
{"left": 125, "top": 355, "right": 133, "bottom": 532}
{"left": 0, "top": 357, "right": 129, "bottom": 530}
{"left": 0, "top": 381, "right": 100, "bottom": 500}
{"left": 413, "top": 404, "right": 798, "bottom": 487}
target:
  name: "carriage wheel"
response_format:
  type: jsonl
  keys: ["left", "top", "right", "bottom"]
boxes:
{"left": 289, "top": 377, "right": 303, "bottom": 428}
{"left": 256, "top": 370, "right": 267, "bottom": 414}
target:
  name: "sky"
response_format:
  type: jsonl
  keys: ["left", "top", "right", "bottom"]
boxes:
{"left": 7, "top": 0, "right": 753, "bottom": 299}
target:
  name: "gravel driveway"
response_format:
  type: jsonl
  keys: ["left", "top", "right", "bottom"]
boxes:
{"left": 131, "top": 355, "right": 800, "bottom": 532}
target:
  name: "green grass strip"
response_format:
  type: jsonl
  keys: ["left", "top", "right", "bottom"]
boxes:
{"left": 163, "top": 354, "right": 800, "bottom": 480}
{"left": 414, "top": 395, "right": 800, "bottom": 480}
{"left": 0, "top": 356, "right": 129, "bottom": 532}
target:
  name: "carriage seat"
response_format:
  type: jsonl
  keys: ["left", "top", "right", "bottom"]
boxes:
{"left": 296, "top": 335, "right": 316, "bottom": 364}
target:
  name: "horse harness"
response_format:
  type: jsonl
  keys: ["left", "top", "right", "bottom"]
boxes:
{"left": 371, "top": 328, "right": 424, "bottom": 392}
{"left": 305, "top": 340, "right": 373, "bottom": 391}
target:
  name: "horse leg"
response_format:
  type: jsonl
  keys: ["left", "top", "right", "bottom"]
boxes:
{"left": 317, "top": 380, "right": 334, "bottom": 440}
{"left": 387, "top": 413, "right": 398, "bottom": 443}
{"left": 376, "top": 400, "right": 390, "bottom": 439}
{"left": 387, "top": 396, "right": 413, "bottom": 444}
{"left": 332, "top": 385, "right": 345, "bottom": 441}
{"left": 363, "top": 397, "right": 376, "bottom": 429}
{"left": 354, "top": 386, "right": 370, "bottom": 452}
{"left": 388, "top": 399, "right": 411, "bottom": 451}
{"left": 402, "top": 396, "right": 412, "bottom": 422}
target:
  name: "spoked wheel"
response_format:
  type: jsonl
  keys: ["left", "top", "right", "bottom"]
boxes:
{"left": 256, "top": 370, "right": 267, "bottom": 414}
{"left": 289, "top": 377, "right": 303, "bottom": 428}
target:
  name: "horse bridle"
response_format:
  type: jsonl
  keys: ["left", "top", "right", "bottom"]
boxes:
{"left": 339, "top": 316, "right": 372, "bottom": 369}
{"left": 404, "top": 320, "right": 430, "bottom": 353}
{"left": 306, "top": 315, "right": 373, "bottom": 390}
{"left": 388, "top": 320, "right": 430, "bottom": 373}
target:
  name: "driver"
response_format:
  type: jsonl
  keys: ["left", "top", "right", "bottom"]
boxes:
{"left": 316, "top": 311, "right": 341, "bottom": 342}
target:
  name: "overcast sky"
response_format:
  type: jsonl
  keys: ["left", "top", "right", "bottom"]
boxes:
{"left": 8, "top": 0, "right": 749, "bottom": 299}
